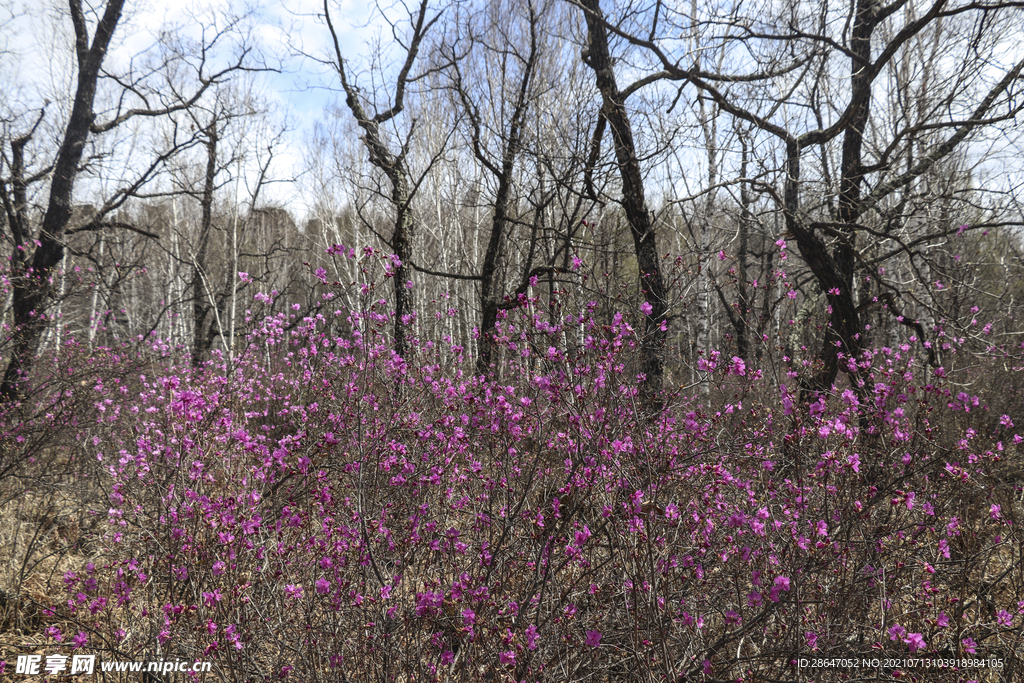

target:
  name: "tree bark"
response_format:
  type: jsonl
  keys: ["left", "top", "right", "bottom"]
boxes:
{"left": 797, "top": 0, "right": 878, "bottom": 397}
{"left": 191, "top": 117, "right": 219, "bottom": 367}
{"left": 578, "top": 0, "right": 667, "bottom": 406}
{"left": 324, "top": 0, "right": 439, "bottom": 360}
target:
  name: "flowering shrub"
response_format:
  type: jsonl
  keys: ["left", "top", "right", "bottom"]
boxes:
{"left": 5, "top": 248, "right": 1023, "bottom": 681}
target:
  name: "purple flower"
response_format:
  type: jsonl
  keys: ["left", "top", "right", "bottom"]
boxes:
{"left": 315, "top": 578, "right": 331, "bottom": 595}
{"left": 462, "top": 608, "right": 476, "bottom": 626}
{"left": 962, "top": 637, "right": 977, "bottom": 654}
{"left": 45, "top": 626, "right": 63, "bottom": 642}
{"left": 805, "top": 631, "right": 818, "bottom": 650}
{"left": 226, "top": 624, "right": 244, "bottom": 650}
{"left": 285, "top": 584, "right": 303, "bottom": 600}
{"left": 440, "top": 650, "right": 455, "bottom": 665}
{"left": 906, "top": 633, "right": 926, "bottom": 653}
{"left": 499, "top": 651, "right": 516, "bottom": 665}
{"left": 888, "top": 624, "right": 906, "bottom": 641}
{"left": 997, "top": 610, "right": 1013, "bottom": 628}
{"left": 525, "top": 624, "right": 539, "bottom": 650}
{"left": 73, "top": 631, "right": 88, "bottom": 649}
{"left": 202, "top": 589, "right": 223, "bottom": 608}
{"left": 585, "top": 630, "right": 602, "bottom": 647}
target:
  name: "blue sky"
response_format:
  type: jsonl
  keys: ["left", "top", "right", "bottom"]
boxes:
{"left": 1, "top": 0, "right": 389, "bottom": 220}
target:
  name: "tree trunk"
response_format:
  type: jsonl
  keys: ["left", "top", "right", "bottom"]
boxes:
{"left": 736, "top": 133, "right": 751, "bottom": 362}
{"left": 191, "top": 117, "right": 219, "bottom": 367}
{"left": 578, "top": 0, "right": 667, "bottom": 406}
{"left": 1, "top": 0, "right": 125, "bottom": 402}
{"left": 800, "top": 0, "right": 877, "bottom": 397}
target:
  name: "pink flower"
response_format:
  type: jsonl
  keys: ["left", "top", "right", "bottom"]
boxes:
{"left": 729, "top": 356, "right": 746, "bottom": 376}
{"left": 202, "top": 589, "right": 223, "bottom": 608}
{"left": 73, "top": 631, "right": 88, "bottom": 649}
{"left": 962, "top": 637, "right": 977, "bottom": 654}
{"left": 936, "top": 613, "right": 949, "bottom": 628}
{"left": 805, "top": 631, "right": 818, "bottom": 650}
{"left": 225, "top": 624, "right": 243, "bottom": 650}
{"left": 990, "top": 504, "right": 1002, "bottom": 519}
{"left": 316, "top": 578, "right": 331, "bottom": 594}
{"left": 462, "top": 608, "right": 476, "bottom": 626}
{"left": 499, "top": 651, "right": 516, "bottom": 665}
{"left": 888, "top": 624, "right": 906, "bottom": 641}
{"left": 525, "top": 624, "right": 539, "bottom": 650}
{"left": 585, "top": 630, "right": 602, "bottom": 647}
{"left": 285, "top": 584, "right": 303, "bottom": 600}
{"left": 640, "top": 301, "right": 653, "bottom": 316}
{"left": 906, "top": 633, "right": 926, "bottom": 653}
{"left": 997, "top": 610, "right": 1013, "bottom": 628}
{"left": 440, "top": 650, "right": 454, "bottom": 665}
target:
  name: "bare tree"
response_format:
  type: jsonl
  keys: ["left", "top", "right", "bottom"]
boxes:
{"left": 0, "top": 0, "right": 259, "bottom": 401}
{"left": 322, "top": 0, "right": 444, "bottom": 359}
{"left": 576, "top": 0, "right": 669, "bottom": 405}
{"left": 441, "top": 0, "right": 549, "bottom": 373}
{"left": 576, "top": 0, "right": 1024, "bottom": 398}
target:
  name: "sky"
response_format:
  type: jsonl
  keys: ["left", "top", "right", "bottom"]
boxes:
{"left": 1, "top": 0, "right": 388, "bottom": 220}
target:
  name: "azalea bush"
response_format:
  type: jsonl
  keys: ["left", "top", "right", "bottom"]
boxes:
{"left": 3, "top": 247, "right": 1023, "bottom": 682}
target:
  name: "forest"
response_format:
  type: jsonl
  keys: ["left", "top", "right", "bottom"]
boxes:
{"left": 1, "top": 0, "right": 1023, "bottom": 680}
